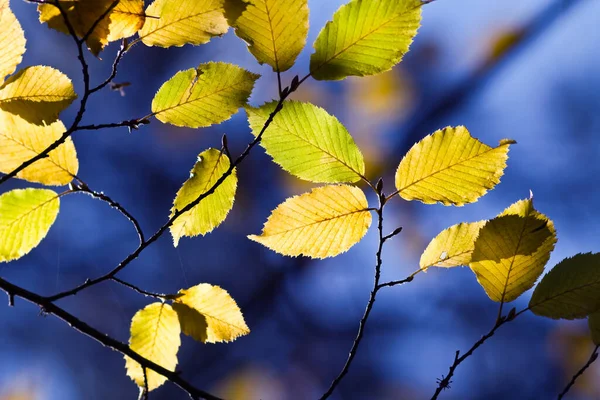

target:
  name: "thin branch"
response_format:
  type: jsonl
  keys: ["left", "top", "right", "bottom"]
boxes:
{"left": 89, "top": 38, "right": 130, "bottom": 94}
{"left": 0, "top": 277, "right": 221, "bottom": 400}
{"left": 376, "top": 275, "right": 414, "bottom": 289}
{"left": 74, "top": 118, "right": 150, "bottom": 133}
{"left": 111, "top": 277, "right": 167, "bottom": 300}
{"left": 557, "top": 345, "right": 600, "bottom": 400}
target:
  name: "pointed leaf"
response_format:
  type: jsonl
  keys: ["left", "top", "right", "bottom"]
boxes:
{"left": 589, "top": 313, "right": 600, "bottom": 345}
{"left": 0, "top": 0, "right": 26, "bottom": 84}
{"left": 395, "top": 126, "right": 514, "bottom": 206}
{"left": 172, "top": 284, "right": 249, "bottom": 343}
{"left": 246, "top": 100, "right": 365, "bottom": 183}
{"left": 0, "top": 111, "right": 78, "bottom": 185}
{"left": 310, "top": 0, "right": 422, "bottom": 81}
{"left": 530, "top": 253, "right": 600, "bottom": 320}
{"left": 248, "top": 184, "right": 372, "bottom": 258}
{"left": 106, "top": 0, "right": 146, "bottom": 42}
{"left": 226, "top": 0, "right": 308, "bottom": 72}
{"left": 420, "top": 221, "right": 485, "bottom": 270}
{"left": 469, "top": 198, "right": 556, "bottom": 303}
{"left": 0, "top": 188, "right": 60, "bottom": 262}
{"left": 139, "top": 0, "right": 228, "bottom": 48}
{"left": 0, "top": 66, "right": 77, "bottom": 125}
{"left": 152, "top": 62, "right": 259, "bottom": 128}
{"left": 170, "top": 148, "right": 237, "bottom": 246}
{"left": 125, "top": 302, "right": 181, "bottom": 392}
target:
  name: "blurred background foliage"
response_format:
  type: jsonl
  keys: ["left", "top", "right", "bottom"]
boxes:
{"left": 1, "top": 0, "right": 600, "bottom": 399}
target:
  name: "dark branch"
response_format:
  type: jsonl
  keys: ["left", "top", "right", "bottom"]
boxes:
{"left": 111, "top": 277, "right": 167, "bottom": 300}
{"left": 557, "top": 345, "right": 600, "bottom": 400}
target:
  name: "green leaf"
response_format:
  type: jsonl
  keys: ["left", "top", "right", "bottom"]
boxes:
{"left": 125, "top": 302, "right": 181, "bottom": 392}
{"left": 170, "top": 148, "right": 237, "bottom": 246}
{"left": 395, "top": 126, "right": 515, "bottom": 206}
{"left": 530, "top": 253, "right": 600, "bottom": 320}
{"left": 249, "top": 184, "right": 372, "bottom": 259}
{"left": 246, "top": 100, "right": 365, "bottom": 183}
{"left": 151, "top": 62, "right": 259, "bottom": 128}
{"left": 139, "top": 0, "right": 228, "bottom": 48}
{"left": 310, "top": 0, "right": 422, "bottom": 81}
{"left": 589, "top": 313, "right": 600, "bottom": 345}
{"left": 226, "top": 0, "right": 309, "bottom": 72}
{"left": 172, "top": 284, "right": 249, "bottom": 343}
{"left": 0, "top": 188, "right": 60, "bottom": 262}
{"left": 420, "top": 221, "right": 485, "bottom": 270}
{"left": 0, "top": 0, "right": 26, "bottom": 85}
{"left": 0, "top": 66, "right": 77, "bottom": 125}
{"left": 469, "top": 198, "right": 556, "bottom": 303}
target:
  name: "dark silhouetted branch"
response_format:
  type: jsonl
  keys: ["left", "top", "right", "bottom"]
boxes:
{"left": 557, "top": 345, "right": 599, "bottom": 400}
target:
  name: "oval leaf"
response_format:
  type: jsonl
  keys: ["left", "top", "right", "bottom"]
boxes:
{"left": 246, "top": 100, "right": 365, "bottom": 183}
{"left": 0, "top": 0, "right": 26, "bottom": 84}
{"left": 106, "top": 0, "right": 146, "bottom": 42}
{"left": 172, "top": 284, "right": 249, "bottom": 344}
{"left": 469, "top": 198, "right": 556, "bottom": 303}
{"left": 310, "top": 0, "right": 422, "bottom": 81}
{"left": 420, "top": 221, "right": 485, "bottom": 270}
{"left": 170, "top": 148, "right": 237, "bottom": 246}
{"left": 139, "top": 0, "right": 228, "bottom": 48}
{"left": 530, "top": 253, "right": 600, "bottom": 320}
{"left": 248, "top": 184, "right": 372, "bottom": 258}
{"left": 395, "top": 126, "right": 514, "bottom": 206}
{"left": 0, "top": 188, "right": 60, "bottom": 262}
{"left": 226, "top": 0, "right": 308, "bottom": 72}
{"left": 125, "top": 302, "right": 181, "bottom": 392}
{"left": 152, "top": 62, "right": 259, "bottom": 128}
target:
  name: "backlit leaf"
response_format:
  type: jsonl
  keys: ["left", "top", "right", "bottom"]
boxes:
{"left": 0, "top": 0, "right": 26, "bottom": 84}
{"left": 226, "top": 0, "right": 308, "bottom": 72}
{"left": 0, "top": 66, "right": 77, "bottom": 125}
{"left": 106, "top": 0, "right": 146, "bottom": 42}
{"left": 420, "top": 221, "right": 485, "bottom": 270}
{"left": 470, "top": 198, "right": 556, "bottom": 303}
{"left": 248, "top": 184, "right": 372, "bottom": 258}
{"left": 588, "top": 313, "right": 600, "bottom": 345}
{"left": 246, "top": 100, "right": 365, "bottom": 183}
{"left": 172, "top": 284, "right": 249, "bottom": 343}
{"left": 530, "top": 253, "right": 600, "bottom": 320}
{"left": 152, "top": 62, "right": 259, "bottom": 128}
{"left": 395, "top": 126, "right": 514, "bottom": 206}
{"left": 125, "top": 302, "right": 181, "bottom": 392}
{"left": 310, "top": 0, "right": 422, "bottom": 81}
{"left": 170, "top": 148, "right": 237, "bottom": 247}
{"left": 0, "top": 188, "right": 60, "bottom": 262}
{"left": 139, "top": 0, "right": 228, "bottom": 48}
{"left": 0, "top": 111, "right": 78, "bottom": 185}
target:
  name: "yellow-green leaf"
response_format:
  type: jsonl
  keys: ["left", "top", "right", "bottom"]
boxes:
{"left": 588, "top": 313, "right": 600, "bottom": 345}
{"left": 139, "top": 0, "right": 228, "bottom": 48}
{"left": 226, "top": 0, "right": 308, "bottom": 72}
{"left": 125, "top": 302, "right": 181, "bottom": 392}
{"left": 0, "top": 0, "right": 26, "bottom": 84}
{"left": 0, "top": 188, "right": 60, "bottom": 262}
{"left": 248, "top": 184, "right": 372, "bottom": 258}
{"left": 469, "top": 198, "right": 556, "bottom": 303}
{"left": 530, "top": 253, "right": 600, "bottom": 320}
{"left": 246, "top": 100, "right": 365, "bottom": 183}
{"left": 151, "top": 62, "right": 259, "bottom": 128}
{"left": 172, "top": 284, "right": 249, "bottom": 343}
{"left": 420, "top": 221, "right": 485, "bottom": 270}
{"left": 0, "top": 66, "right": 77, "bottom": 125}
{"left": 170, "top": 148, "right": 237, "bottom": 246}
{"left": 106, "top": 0, "right": 146, "bottom": 42}
{"left": 310, "top": 0, "right": 422, "bottom": 81}
{"left": 395, "top": 126, "right": 514, "bottom": 206}
{"left": 0, "top": 111, "right": 78, "bottom": 185}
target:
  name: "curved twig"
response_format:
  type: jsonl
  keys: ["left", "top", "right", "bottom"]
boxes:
{"left": 557, "top": 345, "right": 599, "bottom": 400}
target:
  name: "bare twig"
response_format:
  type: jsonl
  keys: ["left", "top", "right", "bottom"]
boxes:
{"left": 557, "top": 345, "right": 600, "bottom": 400}
{"left": 111, "top": 277, "right": 167, "bottom": 300}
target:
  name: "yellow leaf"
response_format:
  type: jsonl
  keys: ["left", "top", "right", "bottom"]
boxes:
{"left": 470, "top": 198, "right": 556, "bottom": 303}
{"left": 152, "top": 62, "right": 259, "bottom": 128}
{"left": 170, "top": 149, "right": 237, "bottom": 246}
{"left": 420, "top": 221, "right": 485, "bottom": 270}
{"left": 0, "top": 111, "right": 78, "bottom": 185}
{"left": 0, "top": 0, "right": 26, "bottom": 84}
{"left": 139, "top": 0, "right": 228, "bottom": 48}
{"left": 395, "top": 126, "right": 514, "bottom": 206}
{"left": 106, "top": 0, "right": 146, "bottom": 42}
{"left": 125, "top": 302, "right": 181, "bottom": 392}
{"left": 0, "top": 188, "right": 60, "bottom": 262}
{"left": 530, "top": 253, "right": 600, "bottom": 320}
{"left": 226, "top": 0, "right": 308, "bottom": 72}
{"left": 589, "top": 313, "right": 600, "bottom": 345}
{"left": 248, "top": 184, "right": 372, "bottom": 259}
{"left": 0, "top": 66, "right": 77, "bottom": 125}
{"left": 172, "top": 284, "right": 249, "bottom": 343}
{"left": 310, "top": 0, "right": 422, "bottom": 81}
